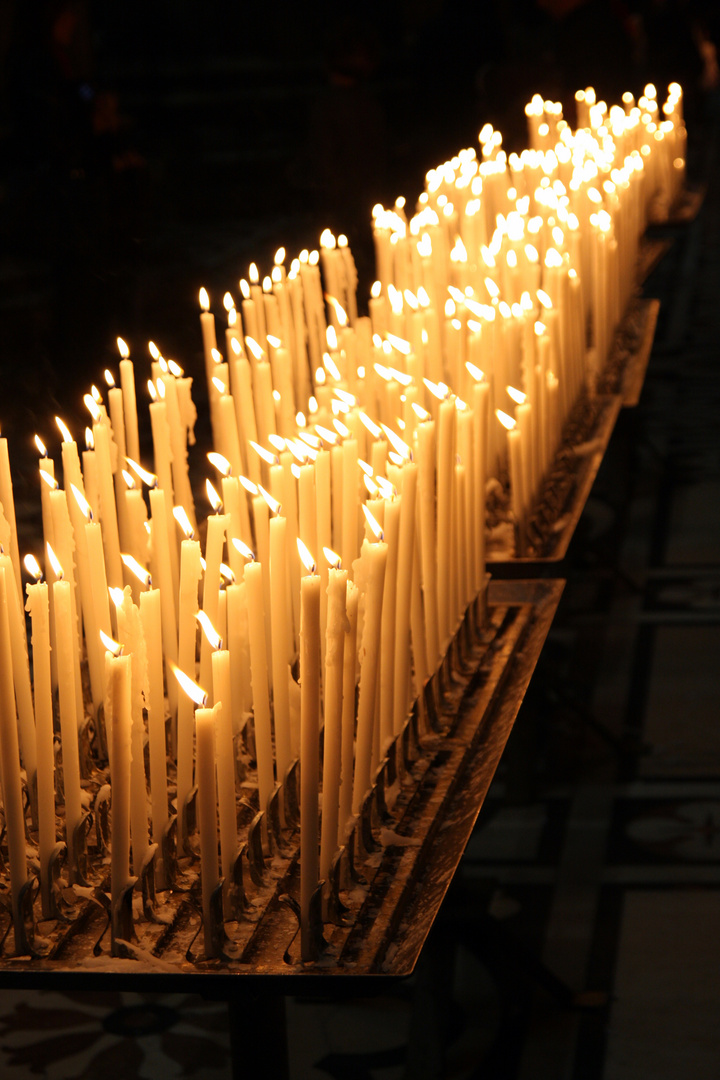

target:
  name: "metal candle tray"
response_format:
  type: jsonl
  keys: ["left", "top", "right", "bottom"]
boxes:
{"left": 0, "top": 579, "right": 563, "bottom": 991}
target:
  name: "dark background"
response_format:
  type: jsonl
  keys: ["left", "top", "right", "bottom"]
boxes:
{"left": 0, "top": 0, "right": 714, "bottom": 451}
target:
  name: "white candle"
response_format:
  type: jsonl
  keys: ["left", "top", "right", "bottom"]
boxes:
{"left": 0, "top": 551, "right": 37, "bottom": 800}
{"left": 108, "top": 649, "right": 132, "bottom": 917}
{"left": 195, "top": 701, "right": 221, "bottom": 954}
{"left": 25, "top": 566, "right": 55, "bottom": 915}
{"left": 298, "top": 543, "right": 321, "bottom": 961}
{"left": 269, "top": 514, "right": 292, "bottom": 782}
{"left": 244, "top": 558, "right": 275, "bottom": 823}
{"left": 148, "top": 488, "right": 179, "bottom": 721}
{"left": 352, "top": 528, "right": 387, "bottom": 814}
{"left": 319, "top": 560, "right": 347, "bottom": 888}
{"left": 338, "top": 580, "right": 359, "bottom": 843}
{"left": 176, "top": 529, "right": 202, "bottom": 840}
{"left": 393, "top": 461, "right": 418, "bottom": 734}
{"left": 212, "top": 650, "right": 236, "bottom": 911}
{"left": 0, "top": 567, "right": 28, "bottom": 921}
{"left": 139, "top": 587, "right": 168, "bottom": 886}
{"left": 379, "top": 495, "right": 401, "bottom": 752}
{"left": 50, "top": 565, "right": 82, "bottom": 873}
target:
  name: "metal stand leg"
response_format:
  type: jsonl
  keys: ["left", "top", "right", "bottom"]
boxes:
{"left": 228, "top": 991, "right": 289, "bottom": 1080}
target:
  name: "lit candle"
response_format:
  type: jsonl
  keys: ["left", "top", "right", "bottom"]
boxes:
{"left": 0, "top": 565, "right": 28, "bottom": 936}
{"left": 104, "top": 637, "right": 132, "bottom": 935}
{"left": 298, "top": 539, "right": 321, "bottom": 961}
{"left": 195, "top": 695, "right": 222, "bottom": 954}
{"left": 393, "top": 459, "right": 418, "bottom": 734}
{"left": 269, "top": 507, "right": 292, "bottom": 783}
{"left": 0, "top": 547, "right": 37, "bottom": 807}
{"left": 24, "top": 555, "right": 55, "bottom": 916}
{"left": 175, "top": 507, "right": 202, "bottom": 845}
{"left": 338, "top": 579, "right": 359, "bottom": 843}
{"left": 352, "top": 508, "right": 388, "bottom": 813}
{"left": 212, "top": 647, "right": 237, "bottom": 912}
{"left": 319, "top": 549, "right": 347, "bottom": 889}
{"left": 139, "top": 585, "right": 169, "bottom": 887}
{"left": 113, "top": 587, "right": 149, "bottom": 875}
{"left": 243, "top": 547, "right": 275, "bottom": 827}
{"left": 117, "top": 337, "right": 140, "bottom": 465}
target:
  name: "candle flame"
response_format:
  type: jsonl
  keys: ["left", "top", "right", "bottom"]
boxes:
{"left": 232, "top": 537, "right": 255, "bottom": 561}
{"left": 173, "top": 664, "right": 207, "bottom": 706}
{"left": 274, "top": 247, "right": 285, "bottom": 266}
{"left": 212, "top": 375, "right": 227, "bottom": 394}
{"left": 386, "top": 333, "right": 412, "bottom": 356}
{"left": 46, "top": 543, "right": 63, "bottom": 579}
{"left": 117, "top": 337, "right": 130, "bottom": 359}
{"left": 223, "top": 292, "right": 234, "bottom": 312}
{"left": 196, "top": 610, "right": 223, "bottom": 650}
{"left": 507, "top": 386, "right": 526, "bottom": 405}
{"left": 206, "top": 479, "right": 223, "bottom": 512}
{"left": 466, "top": 361, "right": 485, "bottom": 382}
{"left": 325, "top": 295, "right": 348, "bottom": 327}
{"left": 34, "top": 434, "right": 47, "bottom": 457}
{"left": 245, "top": 336, "right": 264, "bottom": 361}
{"left": 423, "top": 378, "right": 448, "bottom": 401}
{"left": 249, "top": 440, "right": 278, "bottom": 466}
{"left": 239, "top": 475, "right": 259, "bottom": 496}
{"left": 104, "top": 369, "right": 116, "bottom": 389}
{"left": 207, "top": 451, "right": 232, "bottom": 477}
{"left": 85, "top": 427, "right": 94, "bottom": 451}
{"left": 199, "top": 287, "right": 210, "bottom": 311}
{"left": 109, "top": 586, "right": 125, "bottom": 610}
{"left": 363, "top": 473, "right": 379, "bottom": 496}
{"left": 380, "top": 424, "right": 411, "bottom": 460}
{"left": 296, "top": 411, "right": 306, "bottom": 428}
{"left": 147, "top": 379, "right": 157, "bottom": 402}
{"left": 362, "top": 504, "right": 384, "bottom": 541}
{"left": 100, "top": 629, "right": 123, "bottom": 657}
{"left": 268, "top": 434, "right": 286, "bottom": 452}
{"left": 259, "top": 485, "right": 281, "bottom": 514}
{"left": 412, "top": 402, "right": 431, "bottom": 421}
{"left": 39, "top": 469, "right": 58, "bottom": 490}
{"left": 24, "top": 553, "right": 42, "bottom": 582}
{"left": 334, "top": 387, "right": 357, "bottom": 407}
{"left": 315, "top": 424, "right": 338, "bottom": 445}
{"left": 249, "top": 263, "right": 259, "bottom": 285}
{"left": 121, "top": 553, "right": 151, "bottom": 587}
{"left": 496, "top": 409, "right": 516, "bottom": 431}
{"left": 125, "top": 457, "right": 157, "bottom": 488}
{"left": 173, "top": 505, "right": 195, "bottom": 540}
{"left": 220, "top": 562, "right": 235, "bottom": 583}
{"left": 168, "top": 359, "right": 184, "bottom": 377}
{"left": 56, "top": 416, "right": 73, "bottom": 443}
{"left": 323, "top": 546, "right": 341, "bottom": 569}
{"left": 333, "top": 418, "right": 350, "bottom": 439}
{"left": 71, "top": 484, "right": 93, "bottom": 521}
{"left": 122, "top": 469, "right": 135, "bottom": 489}
{"left": 323, "top": 352, "right": 342, "bottom": 381}
{"left": 297, "top": 537, "right": 316, "bottom": 574}
{"left": 239, "top": 278, "right": 251, "bottom": 300}
{"left": 359, "top": 412, "right": 382, "bottom": 438}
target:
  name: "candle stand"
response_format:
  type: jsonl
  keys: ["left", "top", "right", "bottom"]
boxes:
{"left": 0, "top": 579, "right": 562, "bottom": 1075}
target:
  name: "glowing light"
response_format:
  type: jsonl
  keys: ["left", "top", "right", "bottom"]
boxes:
{"left": 259, "top": 486, "right": 281, "bottom": 514}
{"left": 507, "top": 385, "right": 526, "bottom": 405}
{"left": 196, "top": 610, "right": 222, "bottom": 651}
{"left": 249, "top": 441, "right": 278, "bottom": 466}
{"left": 24, "top": 554, "right": 42, "bottom": 581}
{"left": 362, "top": 505, "right": 384, "bottom": 541}
{"left": 100, "top": 630, "right": 123, "bottom": 657}
{"left": 56, "top": 416, "right": 73, "bottom": 443}
{"left": 496, "top": 409, "right": 516, "bottom": 431}
{"left": 71, "top": 484, "right": 93, "bottom": 521}
{"left": 121, "top": 554, "right": 151, "bottom": 587}
{"left": 46, "top": 543, "right": 63, "bottom": 579}
{"left": 104, "top": 369, "right": 115, "bottom": 388}
{"left": 207, "top": 451, "right": 232, "bottom": 477}
{"left": 34, "top": 435, "right": 47, "bottom": 457}
{"left": 173, "top": 665, "right": 207, "bottom": 706}
{"left": 117, "top": 337, "right": 130, "bottom": 359}
{"left": 206, "top": 480, "right": 223, "bottom": 513}
{"left": 323, "top": 547, "right": 341, "bottom": 569}
{"left": 232, "top": 538, "right": 254, "bottom": 561}
{"left": 173, "top": 505, "right": 195, "bottom": 539}
{"left": 239, "top": 476, "right": 259, "bottom": 496}
{"left": 297, "top": 538, "right": 316, "bottom": 573}
{"left": 125, "top": 457, "right": 157, "bottom": 488}
{"left": 199, "top": 288, "right": 210, "bottom": 311}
